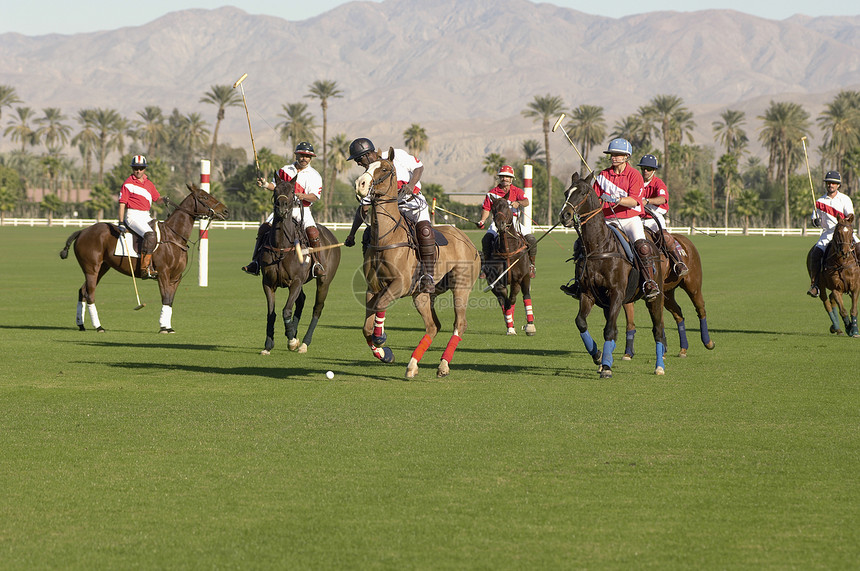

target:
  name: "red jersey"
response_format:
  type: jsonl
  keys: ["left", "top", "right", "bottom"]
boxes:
{"left": 642, "top": 175, "right": 669, "bottom": 217}
{"left": 481, "top": 184, "right": 526, "bottom": 216}
{"left": 593, "top": 163, "right": 645, "bottom": 220}
{"left": 119, "top": 174, "right": 160, "bottom": 211}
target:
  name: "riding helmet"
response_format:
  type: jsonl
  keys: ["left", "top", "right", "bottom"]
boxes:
{"left": 824, "top": 170, "right": 842, "bottom": 184}
{"left": 295, "top": 141, "right": 316, "bottom": 156}
{"left": 498, "top": 165, "right": 516, "bottom": 178}
{"left": 604, "top": 138, "right": 633, "bottom": 156}
{"left": 348, "top": 138, "right": 375, "bottom": 161}
{"left": 131, "top": 155, "right": 147, "bottom": 168}
{"left": 637, "top": 154, "right": 660, "bottom": 169}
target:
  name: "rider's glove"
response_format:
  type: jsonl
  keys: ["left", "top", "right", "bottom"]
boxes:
{"left": 344, "top": 235, "right": 356, "bottom": 247}
{"left": 812, "top": 217, "right": 821, "bottom": 228}
{"left": 605, "top": 195, "right": 619, "bottom": 204}
{"left": 117, "top": 224, "right": 126, "bottom": 234}
{"left": 476, "top": 220, "right": 485, "bottom": 229}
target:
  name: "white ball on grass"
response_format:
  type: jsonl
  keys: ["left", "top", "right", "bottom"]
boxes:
{"left": 325, "top": 370, "right": 334, "bottom": 379}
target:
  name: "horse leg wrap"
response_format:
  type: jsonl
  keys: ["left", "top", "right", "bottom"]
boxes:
{"left": 504, "top": 304, "right": 516, "bottom": 328}
{"left": 87, "top": 303, "right": 101, "bottom": 329}
{"left": 827, "top": 308, "right": 842, "bottom": 331}
{"left": 301, "top": 315, "right": 320, "bottom": 347}
{"left": 655, "top": 341, "right": 666, "bottom": 370}
{"left": 699, "top": 317, "right": 711, "bottom": 345}
{"left": 624, "top": 329, "right": 636, "bottom": 357}
{"left": 601, "top": 340, "right": 616, "bottom": 369}
{"left": 677, "top": 319, "right": 689, "bottom": 350}
{"left": 524, "top": 298, "right": 534, "bottom": 324}
{"left": 580, "top": 331, "right": 598, "bottom": 357}
{"left": 373, "top": 312, "right": 385, "bottom": 338}
{"left": 411, "top": 334, "right": 433, "bottom": 363}
{"left": 159, "top": 305, "right": 173, "bottom": 330}
{"left": 77, "top": 300, "right": 85, "bottom": 327}
{"left": 440, "top": 334, "right": 462, "bottom": 364}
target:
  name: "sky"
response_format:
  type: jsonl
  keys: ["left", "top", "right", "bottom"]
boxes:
{"left": 3, "top": 0, "right": 858, "bottom": 36}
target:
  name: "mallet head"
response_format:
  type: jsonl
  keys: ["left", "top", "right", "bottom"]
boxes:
{"left": 232, "top": 73, "right": 248, "bottom": 88}
{"left": 551, "top": 113, "right": 566, "bottom": 133}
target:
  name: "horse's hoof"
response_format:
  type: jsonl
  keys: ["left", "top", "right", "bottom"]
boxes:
{"left": 705, "top": 341, "right": 715, "bottom": 350}
{"left": 372, "top": 333, "right": 387, "bottom": 346}
{"left": 524, "top": 324, "right": 536, "bottom": 336}
{"left": 600, "top": 367, "right": 612, "bottom": 379}
{"left": 592, "top": 350, "right": 602, "bottom": 366}
{"left": 77, "top": 324, "right": 85, "bottom": 331}
{"left": 406, "top": 359, "right": 418, "bottom": 379}
{"left": 159, "top": 327, "right": 174, "bottom": 334}
{"left": 622, "top": 353, "right": 633, "bottom": 361}
{"left": 96, "top": 326, "right": 106, "bottom": 333}
{"left": 829, "top": 325, "right": 841, "bottom": 334}
{"left": 298, "top": 343, "right": 308, "bottom": 354}
{"left": 655, "top": 366, "right": 665, "bottom": 375}
{"left": 437, "top": 359, "right": 450, "bottom": 377}
{"left": 260, "top": 349, "right": 271, "bottom": 356}
{"left": 506, "top": 328, "right": 517, "bottom": 335}
{"left": 678, "top": 348, "right": 688, "bottom": 358}
{"left": 381, "top": 347, "right": 395, "bottom": 363}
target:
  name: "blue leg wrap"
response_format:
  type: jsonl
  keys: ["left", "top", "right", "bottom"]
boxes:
{"left": 655, "top": 342, "right": 665, "bottom": 369}
{"left": 601, "top": 340, "right": 616, "bottom": 368}
{"left": 828, "top": 308, "right": 842, "bottom": 331}
{"left": 580, "top": 331, "right": 598, "bottom": 356}
{"left": 624, "top": 329, "right": 636, "bottom": 356}
{"left": 677, "top": 319, "right": 689, "bottom": 350}
{"left": 699, "top": 318, "right": 711, "bottom": 345}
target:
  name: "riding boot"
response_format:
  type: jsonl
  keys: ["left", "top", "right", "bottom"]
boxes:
{"left": 560, "top": 239, "right": 583, "bottom": 298}
{"left": 526, "top": 233, "right": 538, "bottom": 278}
{"left": 416, "top": 220, "right": 436, "bottom": 294}
{"left": 141, "top": 232, "right": 158, "bottom": 279}
{"left": 306, "top": 226, "right": 326, "bottom": 277}
{"left": 242, "top": 222, "right": 270, "bottom": 275}
{"left": 663, "top": 231, "right": 689, "bottom": 277}
{"left": 807, "top": 246, "right": 824, "bottom": 297}
{"left": 635, "top": 239, "right": 660, "bottom": 301}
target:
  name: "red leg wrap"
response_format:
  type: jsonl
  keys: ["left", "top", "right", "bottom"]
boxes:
{"left": 441, "top": 334, "right": 462, "bottom": 363}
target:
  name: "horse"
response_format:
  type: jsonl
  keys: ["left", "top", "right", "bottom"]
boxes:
{"left": 486, "top": 196, "right": 535, "bottom": 336}
{"left": 621, "top": 228, "right": 715, "bottom": 359}
{"left": 559, "top": 171, "right": 666, "bottom": 378}
{"left": 813, "top": 214, "right": 860, "bottom": 337}
{"left": 354, "top": 149, "right": 480, "bottom": 378}
{"left": 59, "top": 183, "right": 228, "bottom": 333}
{"left": 258, "top": 178, "right": 341, "bottom": 354}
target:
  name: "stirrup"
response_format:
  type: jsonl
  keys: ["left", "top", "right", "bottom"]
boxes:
{"left": 418, "top": 274, "right": 435, "bottom": 293}
{"left": 143, "top": 267, "right": 159, "bottom": 280}
{"left": 529, "top": 263, "right": 536, "bottom": 279}
{"left": 242, "top": 261, "right": 260, "bottom": 275}
{"left": 674, "top": 262, "right": 689, "bottom": 277}
{"left": 560, "top": 281, "right": 580, "bottom": 299}
{"left": 643, "top": 280, "right": 660, "bottom": 300}
{"left": 312, "top": 262, "right": 326, "bottom": 277}
{"left": 807, "top": 285, "right": 819, "bottom": 297}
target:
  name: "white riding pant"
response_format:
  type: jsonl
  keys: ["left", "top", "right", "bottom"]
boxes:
{"left": 815, "top": 229, "right": 860, "bottom": 251}
{"left": 607, "top": 216, "right": 646, "bottom": 243}
{"left": 124, "top": 209, "right": 154, "bottom": 236}
{"left": 643, "top": 211, "right": 667, "bottom": 233}
{"left": 265, "top": 205, "right": 316, "bottom": 230}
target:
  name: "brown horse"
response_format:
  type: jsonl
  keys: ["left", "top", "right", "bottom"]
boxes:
{"left": 812, "top": 214, "right": 860, "bottom": 337}
{"left": 354, "top": 149, "right": 480, "bottom": 378}
{"left": 559, "top": 172, "right": 666, "bottom": 377}
{"left": 59, "top": 183, "right": 228, "bottom": 333}
{"left": 622, "top": 229, "right": 715, "bottom": 359}
{"left": 486, "top": 196, "right": 535, "bottom": 336}
{"left": 258, "top": 178, "right": 341, "bottom": 354}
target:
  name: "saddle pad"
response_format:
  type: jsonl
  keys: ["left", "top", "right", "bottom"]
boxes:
{"left": 434, "top": 229, "right": 449, "bottom": 246}
{"left": 608, "top": 225, "right": 634, "bottom": 262}
{"left": 114, "top": 233, "right": 139, "bottom": 258}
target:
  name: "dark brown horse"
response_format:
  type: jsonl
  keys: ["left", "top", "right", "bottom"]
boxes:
{"left": 59, "top": 183, "right": 228, "bottom": 333}
{"left": 258, "top": 178, "right": 341, "bottom": 354}
{"left": 812, "top": 214, "right": 860, "bottom": 337}
{"left": 622, "top": 229, "right": 715, "bottom": 359}
{"left": 354, "top": 149, "right": 480, "bottom": 378}
{"left": 559, "top": 172, "right": 666, "bottom": 377}
{"left": 486, "top": 196, "right": 535, "bottom": 335}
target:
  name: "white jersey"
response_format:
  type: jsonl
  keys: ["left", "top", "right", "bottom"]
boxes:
{"left": 814, "top": 191, "right": 859, "bottom": 249}
{"left": 276, "top": 163, "right": 323, "bottom": 206}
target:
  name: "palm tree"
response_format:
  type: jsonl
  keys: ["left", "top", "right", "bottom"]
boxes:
{"left": 642, "top": 94, "right": 691, "bottom": 178}
{"left": 135, "top": 106, "right": 167, "bottom": 156}
{"left": 676, "top": 187, "right": 709, "bottom": 228}
{"left": 566, "top": 104, "right": 606, "bottom": 171}
{"left": 717, "top": 152, "right": 739, "bottom": 228}
{"left": 483, "top": 153, "right": 506, "bottom": 177}
{"left": 522, "top": 94, "right": 565, "bottom": 224}
{"left": 4, "top": 107, "right": 38, "bottom": 152}
{"left": 817, "top": 90, "right": 860, "bottom": 175}
{"left": 40, "top": 192, "right": 64, "bottom": 226}
{"left": 200, "top": 84, "right": 243, "bottom": 171}
{"left": 521, "top": 139, "right": 545, "bottom": 164}
{"left": 35, "top": 108, "right": 71, "bottom": 155}
{"left": 277, "top": 102, "right": 317, "bottom": 150}
{"left": 327, "top": 133, "right": 350, "bottom": 189}
{"left": 733, "top": 189, "right": 761, "bottom": 235}
{"left": 712, "top": 109, "right": 748, "bottom": 157}
{"left": 72, "top": 109, "right": 99, "bottom": 189}
{"left": 758, "top": 100, "right": 811, "bottom": 227}
{"left": 92, "top": 108, "right": 122, "bottom": 184}
{"left": 0, "top": 84, "right": 22, "bottom": 124}
{"left": 306, "top": 80, "right": 343, "bottom": 189}
{"left": 403, "top": 123, "right": 429, "bottom": 157}
{"left": 611, "top": 112, "right": 654, "bottom": 152}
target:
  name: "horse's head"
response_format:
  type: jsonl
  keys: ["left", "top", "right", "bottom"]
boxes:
{"left": 559, "top": 171, "right": 595, "bottom": 228}
{"left": 182, "top": 183, "right": 229, "bottom": 220}
{"left": 355, "top": 147, "right": 397, "bottom": 202}
{"left": 272, "top": 178, "right": 298, "bottom": 221}
{"left": 833, "top": 214, "right": 856, "bottom": 259}
{"left": 491, "top": 196, "right": 515, "bottom": 233}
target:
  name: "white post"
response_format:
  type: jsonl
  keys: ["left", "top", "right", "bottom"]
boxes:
{"left": 198, "top": 159, "right": 210, "bottom": 287}
{"left": 522, "top": 164, "right": 533, "bottom": 234}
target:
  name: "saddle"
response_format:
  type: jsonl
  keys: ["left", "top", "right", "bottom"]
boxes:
{"left": 360, "top": 222, "right": 449, "bottom": 252}
{"left": 113, "top": 220, "right": 161, "bottom": 257}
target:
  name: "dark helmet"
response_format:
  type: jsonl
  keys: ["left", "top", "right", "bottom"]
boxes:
{"left": 295, "top": 141, "right": 316, "bottom": 156}
{"left": 131, "top": 155, "right": 147, "bottom": 168}
{"left": 348, "top": 138, "right": 375, "bottom": 161}
{"left": 824, "top": 170, "right": 842, "bottom": 184}
{"left": 637, "top": 154, "right": 660, "bottom": 169}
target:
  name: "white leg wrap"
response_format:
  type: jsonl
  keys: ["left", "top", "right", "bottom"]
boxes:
{"left": 87, "top": 303, "right": 101, "bottom": 329}
{"left": 159, "top": 305, "right": 173, "bottom": 329}
{"left": 77, "top": 301, "right": 85, "bottom": 326}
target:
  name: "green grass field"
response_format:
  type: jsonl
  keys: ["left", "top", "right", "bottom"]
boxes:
{"left": 1, "top": 225, "right": 857, "bottom": 568}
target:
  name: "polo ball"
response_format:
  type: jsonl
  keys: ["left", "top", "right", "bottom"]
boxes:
{"left": 326, "top": 370, "right": 334, "bottom": 379}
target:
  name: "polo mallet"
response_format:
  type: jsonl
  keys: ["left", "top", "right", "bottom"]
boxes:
{"left": 297, "top": 242, "right": 345, "bottom": 262}
{"left": 483, "top": 258, "right": 520, "bottom": 292}
{"left": 121, "top": 233, "right": 145, "bottom": 310}
{"left": 534, "top": 220, "right": 562, "bottom": 245}
{"left": 295, "top": 240, "right": 305, "bottom": 265}
{"left": 801, "top": 136, "right": 818, "bottom": 215}
{"left": 433, "top": 204, "right": 473, "bottom": 223}
{"left": 552, "top": 113, "right": 593, "bottom": 174}
{"left": 233, "top": 73, "right": 260, "bottom": 177}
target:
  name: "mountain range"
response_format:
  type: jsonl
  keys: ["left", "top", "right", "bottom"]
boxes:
{"left": 2, "top": 0, "right": 859, "bottom": 198}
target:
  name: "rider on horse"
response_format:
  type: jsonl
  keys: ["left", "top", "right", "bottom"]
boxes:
{"left": 118, "top": 155, "right": 161, "bottom": 279}
{"left": 344, "top": 137, "right": 437, "bottom": 294}
{"left": 561, "top": 138, "right": 660, "bottom": 301}
{"left": 476, "top": 165, "right": 538, "bottom": 278}
{"left": 638, "top": 154, "right": 689, "bottom": 277}
{"left": 243, "top": 141, "right": 327, "bottom": 277}
{"left": 806, "top": 170, "right": 860, "bottom": 296}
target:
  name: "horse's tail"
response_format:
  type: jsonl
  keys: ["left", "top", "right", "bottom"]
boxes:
{"left": 59, "top": 230, "right": 83, "bottom": 259}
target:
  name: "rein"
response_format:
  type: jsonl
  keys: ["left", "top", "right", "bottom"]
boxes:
{"left": 367, "top": 167, "right": 414, "bottom": 252}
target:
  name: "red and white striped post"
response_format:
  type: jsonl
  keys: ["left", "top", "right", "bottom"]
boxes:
{"left": 522, "top": 164, "right": 533, "bottom": 234}
{"left": 198, "top": 159, "right": 210, "bottom": 287}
